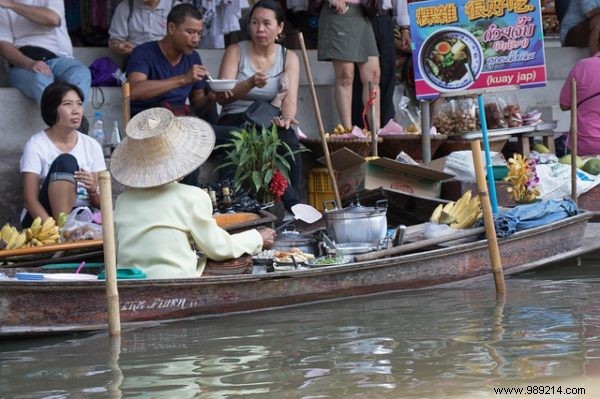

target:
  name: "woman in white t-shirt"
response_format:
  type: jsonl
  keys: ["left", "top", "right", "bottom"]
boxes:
{"left": 20, "top": 82, "right": 106, "bottom": 227}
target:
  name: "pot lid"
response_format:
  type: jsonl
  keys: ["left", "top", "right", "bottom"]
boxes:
{"left": 275, "top": 228, "right": 315, "bottom": 244}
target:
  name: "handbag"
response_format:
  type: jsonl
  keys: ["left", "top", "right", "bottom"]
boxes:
{"left": 18, "top": 46, "right": 56, "bottom": 61}
{"left": 244, "top": 100, "right": 281, "bottom": 129}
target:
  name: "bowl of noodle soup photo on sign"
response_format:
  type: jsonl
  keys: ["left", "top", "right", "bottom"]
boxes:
{"left": 418, "top": 27, "right": 483, "bottom": 92}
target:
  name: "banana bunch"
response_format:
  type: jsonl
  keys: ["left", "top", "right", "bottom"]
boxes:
{"left": 429, "top": 190, "right": 482, "bottom": 229}
{"left": 0, "top": 223, "right": 27, "bottom": 250}
{"left": 25, "top": 216, "right": 61, "bottom": 246}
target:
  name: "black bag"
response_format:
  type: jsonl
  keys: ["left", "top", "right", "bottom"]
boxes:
{"left": 19, "top": 46, "right": 57, "bottom": 61}
{"left": 244, "top": 100, "right": 281, "bottom": 128}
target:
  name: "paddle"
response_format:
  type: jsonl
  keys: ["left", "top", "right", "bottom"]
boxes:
{"left": 275, "top": 203, "right": 322, "bottom": 232}
{"left": 353, "top": 226, "right": 485, "bottom": 262}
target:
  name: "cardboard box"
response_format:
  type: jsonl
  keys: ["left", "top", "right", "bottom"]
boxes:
{"left": 318, "top": 148, "right": 454, "bottom": 198}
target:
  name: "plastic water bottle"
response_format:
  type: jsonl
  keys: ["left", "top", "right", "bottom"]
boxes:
{"left": 91, "top": 111, "right": 106, "bottom": 147}
{"left": 108, "top": 120, "right": 121, "bottom": 151}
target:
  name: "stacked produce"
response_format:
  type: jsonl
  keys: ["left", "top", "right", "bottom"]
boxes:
{"left": 0, "top": 216, "right": 62, "bottom": 251}
{"left": 429, "top": 190, "right": 482, "bottom": 229}
{"left": 323, "top": 124, "right": 373, "bottom": 140}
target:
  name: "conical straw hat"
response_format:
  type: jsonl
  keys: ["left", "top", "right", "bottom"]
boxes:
{"left": 110, "top": 107, "right": 215, "bottom": 188}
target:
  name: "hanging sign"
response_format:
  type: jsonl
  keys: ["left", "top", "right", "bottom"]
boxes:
{"left": 408, "top": 0, "right": 547, "bottom": 100}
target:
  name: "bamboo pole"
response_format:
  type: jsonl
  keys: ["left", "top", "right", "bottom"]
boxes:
{"left": 99, "top": 171, "right": 121, "bottom": 336}
{"left": 368, "top": 81, "right": 378, "bottom": 157}
{"left": 297, "top": 32, "right": 342, "bottom": 208}
{"left": 122, "top": 82, "right": 130, "bottom": 127}
{"left": 470, "top": 140, "right": 505, "bottom": 296}
{"left": 570, "top": 78, "right": 577, "bottom": 203}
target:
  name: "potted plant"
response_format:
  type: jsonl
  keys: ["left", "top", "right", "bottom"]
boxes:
{"left": 216, "top": 125, "right": 297, "bottom": 205}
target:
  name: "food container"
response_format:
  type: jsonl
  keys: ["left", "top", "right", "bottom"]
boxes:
{"left": 207, "top": 79, "right": 237, "bottom": 92}
{"left": 272, "top": 228, "right": 319, "bottom": 255}
{"left": 323, "top": 199, "right": 388, "bottom": 246}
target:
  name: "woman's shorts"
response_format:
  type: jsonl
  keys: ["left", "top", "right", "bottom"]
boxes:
{"left": 317, "top": 4, "right": 379, "bottom": 63}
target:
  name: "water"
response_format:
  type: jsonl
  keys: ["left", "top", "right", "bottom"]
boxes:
{"left": 2, "top": 259, "right": 600, "bottom": 398}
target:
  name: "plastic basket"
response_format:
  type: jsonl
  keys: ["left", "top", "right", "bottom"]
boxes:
{"left": 308, "top": 168, "right": 335, "bottom": 211}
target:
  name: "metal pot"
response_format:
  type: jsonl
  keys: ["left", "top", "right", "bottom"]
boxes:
{"left": 323, "top": 199, "right": 388, "bottom": 245}
{"left": 273, "top": 228, "right": 319, "bottom": 255}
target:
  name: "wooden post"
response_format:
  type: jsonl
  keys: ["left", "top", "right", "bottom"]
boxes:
{"left": 570, "top": 78, "right": 577, "bottom": 203}
{"left": 99, "top": 171, "right": 121, "bottom": 336}
{"left": 470, "top": 140, "right": 506, "bottom": 296}
{"left": 122, "top": 82, "right": 130, "bottom": 127}
{"left": 298, "top": 32, "right": 342, "bottom": 208}
{"left": 368, "top": 81, "right": 378, "bottom": 157}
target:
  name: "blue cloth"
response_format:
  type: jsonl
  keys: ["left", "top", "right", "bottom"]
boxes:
{"left": 10, "top": 57, "right": 91, "bottom": 105}
{"left": 126, "top": 41, "right": 208, "bottom": 116}
{"left": 493, "top": 199, "right": 579, "bottom": 238}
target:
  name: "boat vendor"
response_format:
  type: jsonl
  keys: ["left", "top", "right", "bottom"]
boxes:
{"left": 559, "top": 52, "right": 600, "bottom": 155}
{"left": 110, "top": 107, "right": 275, "bottom": 279}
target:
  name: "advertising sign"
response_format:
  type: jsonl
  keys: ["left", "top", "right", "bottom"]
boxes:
{"left": 408, "top": 0, "right": 547, "bottom": 100}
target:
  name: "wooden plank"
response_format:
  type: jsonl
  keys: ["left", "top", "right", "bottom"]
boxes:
{"left": 0, "top": 239, "right": 103, "bottom": 259}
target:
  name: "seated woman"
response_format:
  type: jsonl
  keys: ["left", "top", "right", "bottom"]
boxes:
{"left": 111, "top": 107, "right": 275, "bottom": 279}
{"left": 20, "top": 82, "right": 106, "bottom": 228}
{"left": 216, "top": 0, "right": 302, "bottom": 211}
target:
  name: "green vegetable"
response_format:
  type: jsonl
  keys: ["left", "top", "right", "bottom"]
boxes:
{"left": 312, "top": 255, "right": 345, "bottom": 265}
{"left": 582, "top": 158, "right": 600, "bottom": 175}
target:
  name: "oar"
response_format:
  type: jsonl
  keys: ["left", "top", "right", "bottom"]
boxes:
{"left": 354, "top": 226, "right": 485, "bottom": 262}
{"left": 99, "top": 171, "right": 121, "bottom": 336}
{"left": 298, "top": 32, "right": 342, "bottom": 208}
{"left": 570, "top": 78, "right": 577, "bottom": 204}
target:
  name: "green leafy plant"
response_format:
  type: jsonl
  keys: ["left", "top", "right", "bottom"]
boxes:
{"left": 216, "top": 124, "right": 300, "bottom": 204}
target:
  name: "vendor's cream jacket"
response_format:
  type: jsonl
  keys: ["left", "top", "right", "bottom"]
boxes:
{"left": 115, "top": 182, "right": 262, "bottom": 279}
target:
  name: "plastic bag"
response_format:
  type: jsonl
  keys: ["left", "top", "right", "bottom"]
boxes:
{"left": 395, "top": 96, "right": 421, "bottom": 134}
{"left": 498, "top": 93, "right": 523, "bottom": 128}
{"left": 432, "top": 97, "right": 478, "bottom": 135}
{"left": 482, "top": 95, "right": 507, "bottom": 129}
{"left": 61, "top": 207, "right": 103, "bottom": 242}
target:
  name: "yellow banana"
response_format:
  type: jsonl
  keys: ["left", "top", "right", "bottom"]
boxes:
{"left": 5, "top": 227, "right": 19, "bottom": 249}
{"left": 37, "top": 226, "right": 60, "bottom": 241}
{"left": 430, "top": 204, "right": 443, "bottom": 223}
{"left": 30, "top": 238, "right": 43, "bottom": 246}
{"left": 39, "top": 217, "right": 57, "bottom": 235}
{"left": 450, "top": 190, "right": 471, "bottom": 220}
{"left": 13, "top": 231, "right": 27, "bottom": 249}
{"left": 1, "top": 223, "right": 12, "bottom": 241}
{"left": 41, "top": 233, "right": 61, "bottom": 244}
{"left": 25, "top": 227, "right": 34, "bottom": 241}
{"left": 57, "top": 212, "right": 68, "bottom": 228}
{"left": 30, "top": 216, "right": 42, "bottom": 231}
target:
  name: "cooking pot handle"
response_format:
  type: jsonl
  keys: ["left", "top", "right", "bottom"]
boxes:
{"left": 375, "top": 199, "right": 388, "bottom": 211}
{"left": 323, "top": 199, "right": 338, "bottom": 212}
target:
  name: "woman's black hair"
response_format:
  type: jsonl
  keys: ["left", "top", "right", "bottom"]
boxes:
{"left": 40, "top": 82, "right": 84, "bottom": 127}
{"left": 250, "top": 0, "right": 284, "bottom": 25}
{"left": 167, "top": 3, "right": 203, "bottom": 26}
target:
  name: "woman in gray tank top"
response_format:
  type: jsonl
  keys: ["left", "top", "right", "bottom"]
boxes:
{"left": 215, "top": 0, "right": 301, "bottom": 212}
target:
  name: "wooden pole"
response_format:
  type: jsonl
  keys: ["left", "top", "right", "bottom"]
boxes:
{"left": 368, "top": 81, "right": 378, "bottom": 157}
{"left": 570, "top": 78, "right": 577, "bottom": 203}
{"left": 99, "top": 171, "right": 121, "bottom": 336}
{"left": 122, "top": 82, "right": 130, "bottom": 127}
{"left": 297, "top": 32, "right": 342, "bottom": 208}
{"left": 470, "top": 140, "right": 505, "bottom": 296}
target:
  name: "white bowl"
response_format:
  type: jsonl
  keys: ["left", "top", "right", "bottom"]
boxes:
{"left": 207, "top": 79, "right": 237, "bottom": 92}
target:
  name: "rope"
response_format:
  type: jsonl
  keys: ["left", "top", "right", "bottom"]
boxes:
{"left": 361, "top": 86, "right": 377, "bottom": 130}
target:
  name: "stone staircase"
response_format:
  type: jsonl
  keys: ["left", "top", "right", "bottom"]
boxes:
{"left": 0, "top": 41, "right": 587, "bottom": 225}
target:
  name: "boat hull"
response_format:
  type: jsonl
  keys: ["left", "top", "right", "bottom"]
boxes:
{"left": 0, "top": 213, "right": 596, "bottom": 338}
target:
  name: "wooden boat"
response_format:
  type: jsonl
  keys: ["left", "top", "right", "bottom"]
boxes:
{"left": 1, "top": 212, "right": 598, "bottom": 338}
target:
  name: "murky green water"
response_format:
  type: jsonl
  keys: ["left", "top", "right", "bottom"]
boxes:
{"left": 2, "top": 258, "right": 600, "bottom": 398}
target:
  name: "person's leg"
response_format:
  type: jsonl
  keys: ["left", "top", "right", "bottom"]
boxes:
{"left": 278, "top": 127, "right": 302, "bottom": 211}
{"left": 351, "top": 63, "right": 364, "bottom": 128}
{"left": 564, "top": 18, "right": 592, "bottom": 50}
{"left": 357, "top": 56, "right": 381, "bottom": 130}
{"left": 333, "top": 60, "right": 356, "bottom": 128}
{"left": 48, "top": 57, "right": 92, "bottom": 104}
{"left": 374, "top": 15, "right": 397, "bottom": 126}
{"left": 23, "top": 154, "right": 80, "bottom": 227}
{"left": 9, "top": 66, "right": 54, "bottom": 104}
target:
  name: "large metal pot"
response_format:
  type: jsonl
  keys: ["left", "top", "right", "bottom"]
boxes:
{"left": 273, "top": 228, "right": 319, "bottom": 255}
{"left": 323, "top": 199, "right": 388, "bottom": 245}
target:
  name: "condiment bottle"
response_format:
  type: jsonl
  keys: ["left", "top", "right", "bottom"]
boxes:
{"left": 209, "top": 189, "right": 220, "bottom": 215}
{"left": 220, "top": 186, "right": 234, "bottom": 213}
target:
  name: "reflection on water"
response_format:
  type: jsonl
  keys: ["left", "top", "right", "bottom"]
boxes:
{"left": 2, "top": 259, "right": 600, "bottom": 398}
